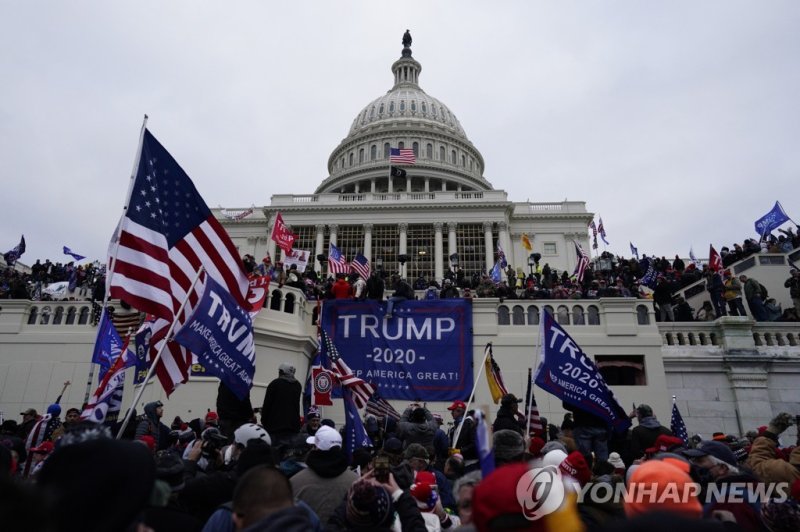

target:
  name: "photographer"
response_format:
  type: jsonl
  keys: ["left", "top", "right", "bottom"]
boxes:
{"left": 745, "top": 412, "right": 800, "bottom": 485}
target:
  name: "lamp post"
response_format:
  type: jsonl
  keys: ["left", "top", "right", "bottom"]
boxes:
{"left": 528, "top": 254, "right": 536, "bottom": 276}
{"left": 316, "top": 253, "right": 328, "bottom": 278}
{"left": 398, "top": 254, "right": 409, "bottom": 279}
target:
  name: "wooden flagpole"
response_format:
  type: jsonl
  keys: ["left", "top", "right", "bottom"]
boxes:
{"left": 452, "top": 343, "right": 491, "bottom": 449}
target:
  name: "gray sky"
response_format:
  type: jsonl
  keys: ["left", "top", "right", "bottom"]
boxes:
{"left": 2, "top": 1, "right": 799, "bottom": 265}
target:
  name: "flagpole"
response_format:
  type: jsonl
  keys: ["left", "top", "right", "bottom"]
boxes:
{"left": 453, "top": 342, "right": 492, "bottom": 448}
{"left": 83, "top": 115, "right": 149, "bottom": 405}
{"left": 116, "top": 265, "right": 204, "bottom": 439}
{"left": 526, "top": 316, "right": 543, "bottom": 440}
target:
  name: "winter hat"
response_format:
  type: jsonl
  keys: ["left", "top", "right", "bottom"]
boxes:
{"left": 625, "top": 459, "right": 702, "bottom": 518}
{"left": 410, "top": 471, "right": 439, "bottom": 511}
{"left": 493, "top": 429, "right": 525, "bottom": 463}
{"left": 404, "top": 443, "right": 429, "bottom": 461}
{"left": 542, "top": 448, "right": 568, "bottom": 469}
{"left": 306, "top": 406, "right": 321, "bottom": 420}
{"left": 38, "top": 438, "right": 156, "bottom": 532}
{"left": 646, "top": 434, "right": 685, "bottom": 454}
{"left": 278, "top": 363, "right": 296, "bottom": 377}
{"left": 559, "top": 451, "right": 591, "bottom": 486}
{"left": 607, "top": 452, "right": 626, "bottom": 470}
{"left": 307, "top": 425, "right": 341, "bottom": 451}
{"left": 47, "top": 404, "right": 61, "bottom": 417}
{"left": 528, "top": 436, "right": 546, "bottom": 457}
{"left": 473, "top": 463, "right": 540, "bottom": 531}
{"left": 138, "top": 435, "right": 156, "bottom": 453}
{"left": 345, "top": 481, "right": 394, "bottom": 528}
{"left": 204, "top": 411, "right": 219, "bottom": 423}
{"left": 155, "top": 450, "right": 185, "bottom": 491}
{"left": 383, "top": 437, "right": 403, "bottom": 454}
{"left": 682, "top": 440, "right": 737, "bottom": 466}
{"left": 636, "top": 404, "right": 653, "bottom": 417}
{"left": 541, "top": 440, "right": 567, "bottom": 456}
{"left": 410, "top": 407, "right": 427, "bottom": 423}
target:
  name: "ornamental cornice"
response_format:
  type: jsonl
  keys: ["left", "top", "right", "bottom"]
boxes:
{"left": 363, "top": 223, "right": 373, "bottom": 232}
{"left": 398, "top": 222, "right": 408, "bottom": 231}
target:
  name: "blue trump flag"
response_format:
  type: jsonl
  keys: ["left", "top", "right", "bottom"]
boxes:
{"left": 320, "top": 299, "right": 473, "bottom": 401}
{"left": 755, "top": 201, "right": 790, "bottom": 237}
{"left": 91, "top": 312, "right": 135, "bottom": 379}
{"left": 342, "top": 386, "right": 373, "bottom": 461}
{"left": 534, "top": 310, "right": 631, "bottom": 432}
{"left": 63, "top": 246, "right": 86, "bottom": 261}
{"left": 490, "top": 261, "right": 502, "bottom": 284}
{"left": 639, "top": 257, "right": 657, "bottom": 288}
{"left": 173, "top": 276, "right": 256, "bottom": 400}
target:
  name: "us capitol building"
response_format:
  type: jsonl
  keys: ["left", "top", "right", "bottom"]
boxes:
{"left": 1, "top": 34, "right": 798, "bottom": 440}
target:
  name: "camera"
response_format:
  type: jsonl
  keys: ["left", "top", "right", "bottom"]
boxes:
{"left": 201, "top": 427, "right": 228, "bottom": 459}
{"left": 373, "top": 455, "right": 390, "bottom": 483}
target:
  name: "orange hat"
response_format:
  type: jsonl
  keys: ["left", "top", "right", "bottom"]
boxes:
{"left": 625, "top": 459, "right": 702, "bottom": 519}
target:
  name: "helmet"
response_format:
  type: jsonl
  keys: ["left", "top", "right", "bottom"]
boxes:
{"left": 234, "top": 423, "right": 271, "bottom": 447}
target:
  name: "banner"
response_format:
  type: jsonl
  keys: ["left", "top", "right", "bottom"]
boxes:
{"left": 247, "top": 275, "right": 271, "bottom": 316}
{"left": 283, "top": 248, "right": 310, "bottom": 273}
{"left": 754, "top": 201, "right": 790, "bottom": 237}
{"left": 534, "top": 310, "right": 631, "bottom": 432}
{"left": 320, "top": 299, "right": 473, "bottom": 401}
{"left": 174, "top": 276, "right": 256, "bottom": 400}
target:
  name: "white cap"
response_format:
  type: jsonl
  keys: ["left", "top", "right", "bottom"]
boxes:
{"left": 541, "top": 449, "right": 568, "bottom": 469}
{"left": 306, "top": 425, "right": 342, "bottom": 451}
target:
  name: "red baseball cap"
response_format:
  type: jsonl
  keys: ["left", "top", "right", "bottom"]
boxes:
{"left": 447, "top": 400, "right": 466, "bottom": 411}
{"left": 205, "top": 411, "right": 219, "bottom": 422}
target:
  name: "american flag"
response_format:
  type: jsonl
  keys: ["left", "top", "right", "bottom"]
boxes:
{"left": 573, "top": 240, "right": 590, "bottom": 283}
{"left": 328, "top": 243, "right": 349, "bottom": 274}
{"left": 365, "top": 389, "right": 401, "bottom": 421}
{"left": 389, "top": 147, "right": 416, "bottom": 165}
{"left": 350, "top": 253, "right": 371, "bottom": 279}
{"left": 589, "top": 221, "right": 598, "bottom": 249}
{"left": 107, "top": 129, "right": 251, "bottom": 395}
{"left": 671, "top": 401, "right": 689, "bottom": 445}
{"left": 598, "top": 217, "right": 610, "bottom": 245}
{"left": 525, "top": 368, "right": 544, "bottom": 437}
{"left": 320, "top": 329, "right": 375, "bottom": 408}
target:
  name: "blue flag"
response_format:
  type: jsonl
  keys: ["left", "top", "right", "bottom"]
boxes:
{"left": 629, "top": 242, "right": 639, "bottom": 260}
{"left": 497, "top": 242, "right": 507, "bottom": 269}
{"left": 671, "top": 402, "right": 689, "bottom": 445}
{"left": 639, "top": 257, "right": 657, "bottom": 288}
{"left": 133, "top": 319, "right": 154, "bottom": 385}
{"left": 535, "top": 310, "right": 631, "bottom": 432}
{"left": 754, "top": 201, "right": 790, "bottom": 237}
{"left": 342, "top": 386, "right": 373, "bottom": 461}
{"left": 173, "top": 276, "right": 256, "bottom": 400}
{"left": 3, "top": 235, "right": 25, "bottom": 266}
{"left": 475, "top": 409, "right": 495, "bottom": 477}
{"left": 63, "top": 246, "right": 86, "bottom": 261}
{"left": 91, "top": 312, "right": 134, "bottom": 379}
{"left": 490, "top": 261, "right": 502, "bottom": 284}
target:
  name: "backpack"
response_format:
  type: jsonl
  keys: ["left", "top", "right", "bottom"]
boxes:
{"left": 759, "top": 283, "right": 768, "bottom": 299}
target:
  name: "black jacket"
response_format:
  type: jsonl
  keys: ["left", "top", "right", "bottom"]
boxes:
{"left": 492, "top": 406, "right": 524, "bottom": 435}
{"left": 630, "top": 420, "right": 672, "bottom": 459}
{"left": 216, "top": 382, "right": 254, "bottom": 425}
{"left": 261, "top": 376, "right": 301, "bottom": 435}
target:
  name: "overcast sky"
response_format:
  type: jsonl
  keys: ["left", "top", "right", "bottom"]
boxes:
{"left": 2, "top": 2, "right": 799, "bottom": 266}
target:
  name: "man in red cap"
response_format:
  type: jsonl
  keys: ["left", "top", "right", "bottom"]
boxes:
{"left": 446, "top": 401, "right": 477, "bottom": 467}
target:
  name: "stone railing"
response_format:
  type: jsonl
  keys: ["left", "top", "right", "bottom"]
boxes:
{"left": 658, "top": 317, "right": 800, "bottom": 351}
{"left": 271, "top": 191, "right": 508, "bottom": 206}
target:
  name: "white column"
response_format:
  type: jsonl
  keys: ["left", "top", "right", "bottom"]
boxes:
{"left": 498, "top": 221, "right": 510, "bottom": 280}
{"left": 434, "top": 222, "right": 444, "bottom": 282}
{"left": 370, "top": 179, "right": 376, "bottom": 193}
{"left": 483, "top": 221, "right": 494, "bottom": 273}
{"left": 266, "top": 219, "right": 277, "bottom": 262}
{"left": 314, "top": 224, "right": 325, "bottom": 273}
{"left": 398, "top": 222, "right": 408, "bottom": 278}
{"left": 329, "top": 223, "right": 338, "bottom": 246}
{"left": 425, "top": 177, "right": 430, "bottom": 193}
{"left": 388, "top": 176, "right": 393, "bottom": 193}
{"left": 363, "top": 223, "right": 373, "bottom": 263}
{"left": 447, "top": 222, "right": 457, "bottom": 266}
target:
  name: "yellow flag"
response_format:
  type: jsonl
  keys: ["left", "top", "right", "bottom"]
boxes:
{"left": 483, "top": 345, "right": 506, "bottom": 404}
{"left": 521, "top": 233, "right": 533, "bottom": 252}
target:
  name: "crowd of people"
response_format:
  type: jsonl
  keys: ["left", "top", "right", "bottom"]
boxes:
{"left": 0, "top": 258, "right": 105, "bottom": 301}
{"left": 3, "top": 364, "right": 800, "bottom": 531}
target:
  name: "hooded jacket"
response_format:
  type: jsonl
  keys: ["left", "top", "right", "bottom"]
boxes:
{"left": 630, "top": 417, "right": 672, "bottom": 459}
{"left": 290, "top": 448, "right": 358, "bottom": 525}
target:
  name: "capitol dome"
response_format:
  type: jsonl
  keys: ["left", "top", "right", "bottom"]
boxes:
{"left": 317, "top": 33, "right": 490, "bottom": 194}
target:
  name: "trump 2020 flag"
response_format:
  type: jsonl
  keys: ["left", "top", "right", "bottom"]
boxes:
{"left": 173, "top": 275, "right": 256, "bottom": 400}
{"left": 343, "top": 386, "right": 373, "bottom": 461}
{"left": 754, "top": 201, "right": 790, "bottom": 237}
{"left": 81, "top": 346, "right": 129, "bottom": 424}
{"left": 92, "top": 312, "right": 136, "bottom": 379}
{"left": 535, "top": 310, "right": 631, "bottom": 432}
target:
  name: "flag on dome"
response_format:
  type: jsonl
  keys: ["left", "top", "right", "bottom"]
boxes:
{"left": 389, "top": 148, "right": 415, "bottom": 165}
{"left": 328, "top": 243, "right": 349, "bottom": 275}
{"left": 629, "top": 242, "right": 639, "bottom": 260}
{"left": 63, "top": 246, "right": 86, "bottom": 261}
{"left": 107, "top": 128, "right": 252, "bottom": 396}
{"left": 350, "top": 253, "right": 370, "bottom": 279}
{"left": 573, "top": 240, "right": 590, "bottom": 283}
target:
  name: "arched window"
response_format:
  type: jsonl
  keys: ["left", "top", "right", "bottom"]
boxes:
{"left": 400, "top": 101, "right": 406, "bottom": 112}
{"left": 469, "top": 159, "right": 473, "bottom": 171}
{"left": 572, "top": 306, "right": 585, "bottom": 325}
{"left": 421, "top": 102, "right": 427, "bottom": 113}
{"left": 498, "top": 306, "right": 510, "bottom": 325}
{"left": 426, "top": 143, "right": 433, "bottom": 159}
{"left": 369, "top": 106, "right": 375, "bottom": 118}
{"left": 379, "top": 103, "right": 384, "bottom": 114}
{"left": 637, "top": 305, "right": 650, "bottom": 325}
{"left": 40, "top": 306, "right": 52, "bottom": 325}
{"left": 384, "top": 143, "right": 390, "bottom": 158}
{"left": 588, "top": 305, "right": 601, "bottom": 325}
{"left": 412, "top": 142, "right": 419, "bottom": 157}
{"left": 284, "top": 293, "right": 296, "bottom": 314}
{"left": 461, "top": 155, "right": 466, "bottom": 167}
{"left": 398, "top": 141, "right": 404, "bottom": 149}
{"left": 66, "top": 307, "right": 77, "bottom": 324}
{"left": 370, "top": 145, "right": 377, "bottom": 160}
{"left": 349, "top": 152, "right": 354, "bottom": 166}
{"left": 557, "top": 305, "right": 570, "bottom": 325}
{"left": 432, "top": 105, "right": 437, "bottom": 117}
{"left": 27, "top": 307, "right": 38, "bottom": 325}
{"left": 389, "top": 101, "right": 395, "bottom": 113}
{"left": 512, "top": 305, "right": 525, "bottom": 325}
{"left": 527, "top": 306, "right": 540, "bottom": 326}
{"left": 411, "top": 101, "right": 416, "bottom": 112}
{"left": 439, "top": 146, "right": 445, "bottom": 161}
{"left": 451, "top": 150, "right": 457, "bottom": 164}
{"left": 53, "top": 306, "right": 64, "bottom": 325}
{"left": 359, "top": 148, "right": 364, "bottom": 163}
{"left": 270, "top": 290, "right": 282, "bottom": 311}
{"left": 78, "top": 307, "right": 90, "bottom": 325}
